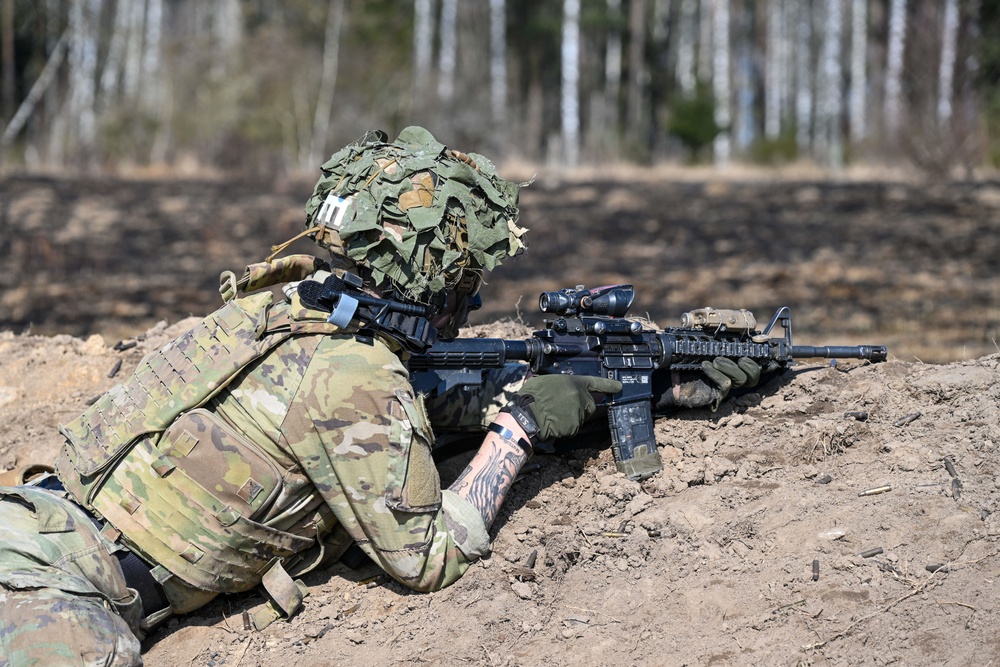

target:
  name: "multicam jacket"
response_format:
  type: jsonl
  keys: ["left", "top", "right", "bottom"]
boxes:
{"left": 55, "top": 269, "right": 507, "bottom": 627}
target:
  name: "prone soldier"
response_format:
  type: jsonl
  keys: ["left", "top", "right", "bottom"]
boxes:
{"left": 0, "top": 127, "right": 760, "bottom": 666}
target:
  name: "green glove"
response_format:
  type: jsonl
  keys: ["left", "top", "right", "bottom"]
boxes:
{"left": 700, "top": 357, "right": 762, "bottom": 410}
{"left": 508, "top": 374, "right": 623, "bottom": 442}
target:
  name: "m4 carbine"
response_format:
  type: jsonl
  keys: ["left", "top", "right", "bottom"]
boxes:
{"left": 410, "top": 284, "right": 888, "bottom": 482}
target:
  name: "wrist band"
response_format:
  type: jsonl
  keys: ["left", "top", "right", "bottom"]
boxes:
{"left": 487, "top": 422, "right": 534, "bottom": 457}
{"left": 500, "top": 401, "right": 540, "bottom": 444}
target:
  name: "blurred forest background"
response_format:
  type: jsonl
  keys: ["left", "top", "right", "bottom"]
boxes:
{"left": 1, "top": 0, "right": 999, "bottom": 177}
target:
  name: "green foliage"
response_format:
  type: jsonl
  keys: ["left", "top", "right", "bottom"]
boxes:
{"left": 667, "top": 86, "right": 721, "bottom": 161}
{"left": 749, "top": 131, "right": 799, "bottom": 165}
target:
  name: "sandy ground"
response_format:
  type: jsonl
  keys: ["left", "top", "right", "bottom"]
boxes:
{"left": 2, "top": 172, "right": 998, "bottom": 665}
{"left": 1, "top": 315, "right": 997, "bottom": 666}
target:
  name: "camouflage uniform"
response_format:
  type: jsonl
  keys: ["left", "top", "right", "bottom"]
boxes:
{"left": 0, "top": 126, "right": 528, "bottom": 666}
{"left": 0, "top": 486, "right": 143, "bottom": 666}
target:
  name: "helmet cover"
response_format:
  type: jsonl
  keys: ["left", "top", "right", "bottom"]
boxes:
{"left": 304, "top": 126, "right": 527, "bottom": 305}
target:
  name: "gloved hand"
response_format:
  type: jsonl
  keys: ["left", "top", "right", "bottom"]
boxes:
{"left": 651, "top": 357, "right": 765, "bottom": 413}
{"left": 507, "top": 374, "right": 623, "bottom": 442}
{"left": 700, "top": 357, "right": 761, "bottom": 409}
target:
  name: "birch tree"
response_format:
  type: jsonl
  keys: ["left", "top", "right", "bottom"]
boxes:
{"left": 699, "top": 0, "right": 713, "bottom": 83}
{"left": 306, "top": 0, "right": 345, "bottom": 169}
{"left": 66, "top": 0, "right": 100, "bottom": 149}
{"left": 677, "top": 0, "right": 698, "bottom": 95}
{"left": 2, "top": 0, "right": 14, "bottom": 122}
{"left": 414, "top": 0, "right": 435, "bottom": 93}
{"left": 489, "top": 0, "right": 507, "bottom": 123}
{"left": 815, "top": 0, "right": 844, "bottom": 167}
{"left": 733, "top": 8, "right": 755, "bottom": 151}
{"left": 605, "top": 0, "right": 622, "bottom": 119}
{"left": 794, "top": 0, "right": 813, "bottom": 152}
{"left": 884, "top": 0, "right": 907, "bottom": 140}
{"left": 100, "top": 1, "right": 131, "bottom": 102}
{"left": 142, "top": 0, "right": 164, "bottom": 111}
{"left": 438, "top": 0, "right": 457, "bottom": 100}
{"left": 848, "top": 0, "right": 867, "bottom": 140}
{"left": 561, "top": 0, "right": 581, "bottom": 165}
{"left": 123, "top": 0, "right": 145, "bottom": 101}
{"left": 712, "top": 0, "right": 731, "bottom": 164}
{"left": 765, "top": 0, "right": 786, "bottom": 140}
{"left": 626, "top": 0, "right": 646, "bottom": 141}
{"left": 937, "top": 0, "right": 959, "bottom": 125}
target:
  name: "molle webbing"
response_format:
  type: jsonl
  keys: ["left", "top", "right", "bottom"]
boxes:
{"left": 55, "top": 292, "right": 307, "bottom": 602}
{"left": 58, "top": 292, "right": 289, "bottom": 482}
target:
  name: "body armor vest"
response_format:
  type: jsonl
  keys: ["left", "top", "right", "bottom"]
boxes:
{"left": 56, "top": 292, "right": 303, "bottom": 590}
{"left": 56, "top": 266, "right": 356, "bottom": 626}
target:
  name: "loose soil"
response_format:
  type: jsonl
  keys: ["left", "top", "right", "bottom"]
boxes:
{"left": 1, "top": 172, "right": 998, "bottom": 666}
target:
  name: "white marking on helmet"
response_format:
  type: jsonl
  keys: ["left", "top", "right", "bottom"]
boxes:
{"left": 317, "top": 193, "right": 355, "bottom": 230}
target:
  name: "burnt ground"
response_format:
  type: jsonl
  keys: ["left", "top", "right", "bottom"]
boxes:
{"left": 2, "top": 172, "right": 1000, "bottom": 361}
{"left": 1, "top": 171, "right": 1000, "bottom": 666}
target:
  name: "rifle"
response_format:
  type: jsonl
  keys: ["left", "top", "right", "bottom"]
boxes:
{"left": 410, "top": 284, "right": 888, "bottom": 482}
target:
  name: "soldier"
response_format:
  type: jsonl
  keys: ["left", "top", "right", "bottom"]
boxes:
{"left": 0, "top": 126, "right": 758, "bottom": 666}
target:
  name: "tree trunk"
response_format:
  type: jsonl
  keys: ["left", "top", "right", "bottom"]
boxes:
{"left": 490, "top": 0, "right": 507, "bottom": 123}
{"left": 699, "top": 0, "right": 713, "bottom": 83}
{"left": 677, "top": 0, "right": 698, "bottom": 95}
{"left": 414, "top": 0, "right": 435, "bottom": 93}
{"left": 67, "top": 0, "right": 100, "bottom": 150}
{"left": 848, "top": 0, "right": 867, "bottom": 140}
{"left": 937, "top": 0, "right": 958, "bottom": 124}
{"left": 712, "top": 0, "right": 731, "bottom": 165}
{"left": 626, "top": 0, "right": 646, "bottom": 149}
{"left": 794, "top": 0, "right": 813, "bottom": 153}
{"left": 100, "top": 0, "right": 131, "bottom": 102}
{"left": 561, "top": 0, "right": 581, "bottom": 165}
{"left": 2, "top": 0, "right": 14, "bottom": 122}
{"left": 2, "top": 31, "right": 67, "bottom": 148}
{"left": 438, "top": 0, "right": 457, "bottom": 100}
{"left": 733, "top": 5, "right": 756, "bottom": 151}
{"left": 816, "top": 0, "right": 844, "bottom": 167}
{"left": 123, "top": 0, "right": 145, "bottom": 101}
{"left": 605, "top": 0, "right": 622, "bottom": 122}
{"left": 144, "top": 0, "right": 168, "bottom": 162}
{"left": 884, "top": 0, "right": 907, "bottom": 140}
{"left": 307, "top": 0, "right": 346, "bottom": 169}
{"left": 765, "top": 0, "right": 784, "bottom": 139}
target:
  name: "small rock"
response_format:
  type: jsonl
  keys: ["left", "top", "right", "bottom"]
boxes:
{"left": 511, "top": 581, "right": 534, "bottom": 600}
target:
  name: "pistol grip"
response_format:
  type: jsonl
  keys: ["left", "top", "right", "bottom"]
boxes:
{"left": 608, "top": 401, "right": 662, "bottom": 481}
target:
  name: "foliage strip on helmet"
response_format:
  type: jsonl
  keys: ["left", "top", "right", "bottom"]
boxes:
{"left": 304, "top": 126, "right": 527, "bottom": 307}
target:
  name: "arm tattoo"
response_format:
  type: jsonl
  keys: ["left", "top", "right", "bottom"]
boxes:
{"left": 449, "top": 436, "right": 528, "bottom": 527}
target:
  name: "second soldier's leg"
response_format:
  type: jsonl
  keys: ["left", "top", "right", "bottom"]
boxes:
{"left": 0, "top": 586, "right": 142, "bottom": 667}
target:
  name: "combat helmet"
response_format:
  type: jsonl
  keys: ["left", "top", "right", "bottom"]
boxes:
{"left": 302, "top": 126, "right": 527, "bottom": 319}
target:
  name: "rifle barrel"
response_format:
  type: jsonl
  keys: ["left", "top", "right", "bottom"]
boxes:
{"left": 792, "top": 345, "right": 888, "bottom": 362}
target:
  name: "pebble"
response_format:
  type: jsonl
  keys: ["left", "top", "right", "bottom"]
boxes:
{"left": 511, "top": 581, "right": 534, "bottom": 600}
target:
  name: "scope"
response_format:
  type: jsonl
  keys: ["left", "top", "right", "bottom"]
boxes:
{"left": 539, "top": 284, "right": 634, "bottom": 318}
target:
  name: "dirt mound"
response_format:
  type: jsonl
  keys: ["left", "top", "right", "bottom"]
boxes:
{"left": 1, "top": 319, "right": 997, "bottom": 666}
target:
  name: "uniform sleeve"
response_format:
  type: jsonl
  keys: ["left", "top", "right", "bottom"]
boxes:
{"left": 422, "top": 363, "right": 528, "bottom": 432}
{"left": 280, "top": 335, "right": 489, "bottom": 592}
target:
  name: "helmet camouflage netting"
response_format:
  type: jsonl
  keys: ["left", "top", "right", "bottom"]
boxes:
{"left": 304, "top": 126, "right": 527, "bottom": 305}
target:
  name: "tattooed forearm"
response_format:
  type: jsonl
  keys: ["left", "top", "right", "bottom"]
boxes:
{"left": 449, "top": 435, "right": 528, "bottom": 527}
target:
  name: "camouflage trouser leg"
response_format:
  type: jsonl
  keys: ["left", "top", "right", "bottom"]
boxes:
{"left": 1, "top": 588, "right": 141, "bottom": 667}
{"left": 0, "top": 487, "right": 143, "bottom": 667}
